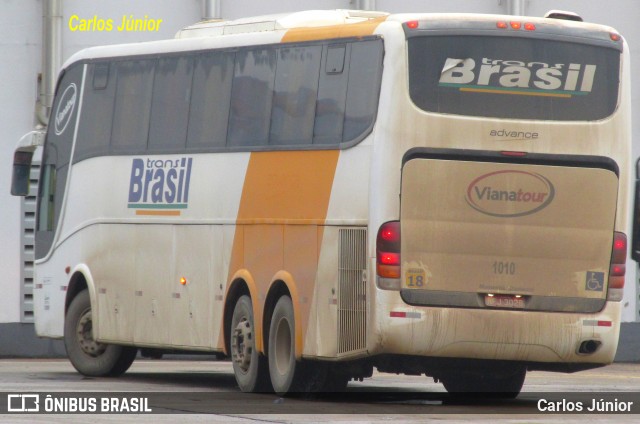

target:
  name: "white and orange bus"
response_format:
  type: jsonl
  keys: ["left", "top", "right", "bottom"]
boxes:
{"left": 11, "top": 9, "right": 631, "bottom": 396}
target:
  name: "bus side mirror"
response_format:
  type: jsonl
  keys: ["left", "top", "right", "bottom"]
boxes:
{"left": 11, "top": 131, "right": 44, "bottom": 197}
{"left": 632, "top": 157, "right": 640, "bottom": 261}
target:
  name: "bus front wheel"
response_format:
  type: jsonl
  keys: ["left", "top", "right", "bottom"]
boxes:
{"left": 64, "top": 290, "right": 137, "bottom": 377}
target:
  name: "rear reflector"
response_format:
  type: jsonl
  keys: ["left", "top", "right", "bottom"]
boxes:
{"left": 583, "top": 320, "right": 613, "bottom": 327}
{"left": 390, "top": 311, "right": 421, "bottom": 319}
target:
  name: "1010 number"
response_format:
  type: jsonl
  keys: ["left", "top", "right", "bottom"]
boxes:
{"left": 493, "top": 261, "right": 516, "bottom": 275}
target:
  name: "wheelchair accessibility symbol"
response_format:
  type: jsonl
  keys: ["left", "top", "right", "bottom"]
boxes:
{"left": 585, "top": 271, "right": 605, "bottom": 292}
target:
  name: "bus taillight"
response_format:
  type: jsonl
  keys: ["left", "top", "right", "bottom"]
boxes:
{"left": 377, "top": 221, "right": 401, "bottom": 288}
{"left": 608, "top": 232, "right": 626, "bottom": 300}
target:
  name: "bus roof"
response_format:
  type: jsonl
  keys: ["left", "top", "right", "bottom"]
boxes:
{"left": 61, "top": 10, "right": 621, "bottom": 71}
{"left": 176, "top": 9, "right": 389, "bottom": 39}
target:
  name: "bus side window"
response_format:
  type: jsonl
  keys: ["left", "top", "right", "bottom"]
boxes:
{"left": 228, "top": 48, "right": 276, "bottom": 148}
{"left": 313, "top": 44, "right": 349, "bottom": 145}
{"left": 36, "top": 64, "right": 83, "bottom": 259}
{"left": 148, "top": 56, "right": 193, "bottom": 152}
{"left": 187, "top": 51, "right": 234, "bottom": 150}
{"left": 270, "top": 45, "right": 322, "bottom": 146}
{"left": 75, "top": 62, "right": 115, "bottom": 162}
{"left": 111, "top": 59, "right": 155, "bottom": 154}
{"left": 343, "top": 39, "right": 383, "bottom": 143}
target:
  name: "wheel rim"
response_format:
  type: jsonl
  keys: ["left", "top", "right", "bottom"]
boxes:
{"left": 232, "top": 317, "right": 253, "bottom": 373}
{"left": 274, "top": 316, "right": 292, "bottom": 376}
{"left": 76, "top": 308, "right": 107, "bottom": 357}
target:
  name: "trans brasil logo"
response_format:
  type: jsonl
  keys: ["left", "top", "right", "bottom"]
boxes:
{"left": 466, "top": 170, "right": 555, "bottom": 218}
{"left": 128, "top": 158, "right": 192, "bottom": 216}
{"left": 439, "top": 57, "right": 596, "bottom": 98}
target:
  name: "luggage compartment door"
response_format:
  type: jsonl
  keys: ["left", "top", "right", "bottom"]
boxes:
{"left": 400, "top": 151, "right": 619, "bottom": 313}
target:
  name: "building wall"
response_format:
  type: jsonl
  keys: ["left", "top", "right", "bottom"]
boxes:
{"left": 0, "top": 1, "right": 42, "bottom": 323}
{"left": 221, "top": 0, "right": 349, "bottom": 19}
{"left": 0, "top": 0, "right": 638, "bottom": 355}
{"left": 62, "top": 0, "right": 202, "bottom": 63}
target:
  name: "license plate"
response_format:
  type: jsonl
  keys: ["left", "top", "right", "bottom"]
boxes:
{"left": 485, "top": 295, "right": 525, "bottom": 309}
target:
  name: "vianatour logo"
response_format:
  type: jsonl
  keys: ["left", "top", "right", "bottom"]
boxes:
{"left": 466, "top": 170, "right": 555, "bottom": 218}
{"left": 54, "top": 84, "right": 77, "bottom": 135}
{"left": 128, "top": 157, "right": 192, "bottom": 216}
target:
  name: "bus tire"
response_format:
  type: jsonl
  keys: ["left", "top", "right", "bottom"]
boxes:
{"left": 441, "top": 368, "right": 526, "bottom": 398}
{"left": 268, "top": 296, "right": 307, "bottom": 395}
{"left": 64, "top": 290, "right": 137, "bottom": 377}
{"left": 230, "top": 295, "right": 271, "bottom": 392}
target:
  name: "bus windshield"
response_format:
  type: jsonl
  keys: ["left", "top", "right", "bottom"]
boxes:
{"left": 408, "top": 35, "right": 620, "bottom": 121}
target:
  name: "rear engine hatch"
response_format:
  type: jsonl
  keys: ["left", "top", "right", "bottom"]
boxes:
{"left": 400, "top": 149, "right": 619, "bottom": 313}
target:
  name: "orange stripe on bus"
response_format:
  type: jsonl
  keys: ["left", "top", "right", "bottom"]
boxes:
{"left": 222, "top": 150, "right": 340, "bottom": 356}
{"left": 135, "top": 210, "right": 181, "bottom": 216}
{"left": 237, "top": 150, "right": 340, "bottom": 222}
{"left": 460, "top": 87, "right": 572, "bottom": 98}
{"left": 281, "top": 16, "right": 387, "bottom": 43}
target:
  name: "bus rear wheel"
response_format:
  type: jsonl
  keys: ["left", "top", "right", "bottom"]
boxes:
{"left": 268, "top": 296, "right": 310, "bottom": 395}
{"left": 230, "top": 295, "right": 271, "bottom": 392}
{"left": 64, "top": 290, "right": 137, "bottom": 377}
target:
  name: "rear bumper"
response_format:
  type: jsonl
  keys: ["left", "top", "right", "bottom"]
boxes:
{"left": 373, "top": 288, "right": 621, "bottom": 365}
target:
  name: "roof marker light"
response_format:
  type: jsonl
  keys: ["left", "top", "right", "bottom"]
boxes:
{"left": 510, "top": 21, "right": 522, "bottom": 30}
{"left": 610, "top": 33, "right": 621, "bottom": 41}
{"left": 407, "top": 20, "right": 419, "bottom": 29}
{"left": 524, "top": 22, "right": 536, "bottom": 31}
{"left": 496, "top": 21, "right": 508, "bottom": 29}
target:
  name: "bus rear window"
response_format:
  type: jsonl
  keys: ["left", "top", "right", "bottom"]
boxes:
{"left": 408, "top": 36, "right": 620, "bottom": 121}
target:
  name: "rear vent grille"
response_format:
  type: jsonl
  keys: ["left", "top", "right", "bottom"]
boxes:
{"left": 337, "top": 228, "right": 367, "bottom": 354}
